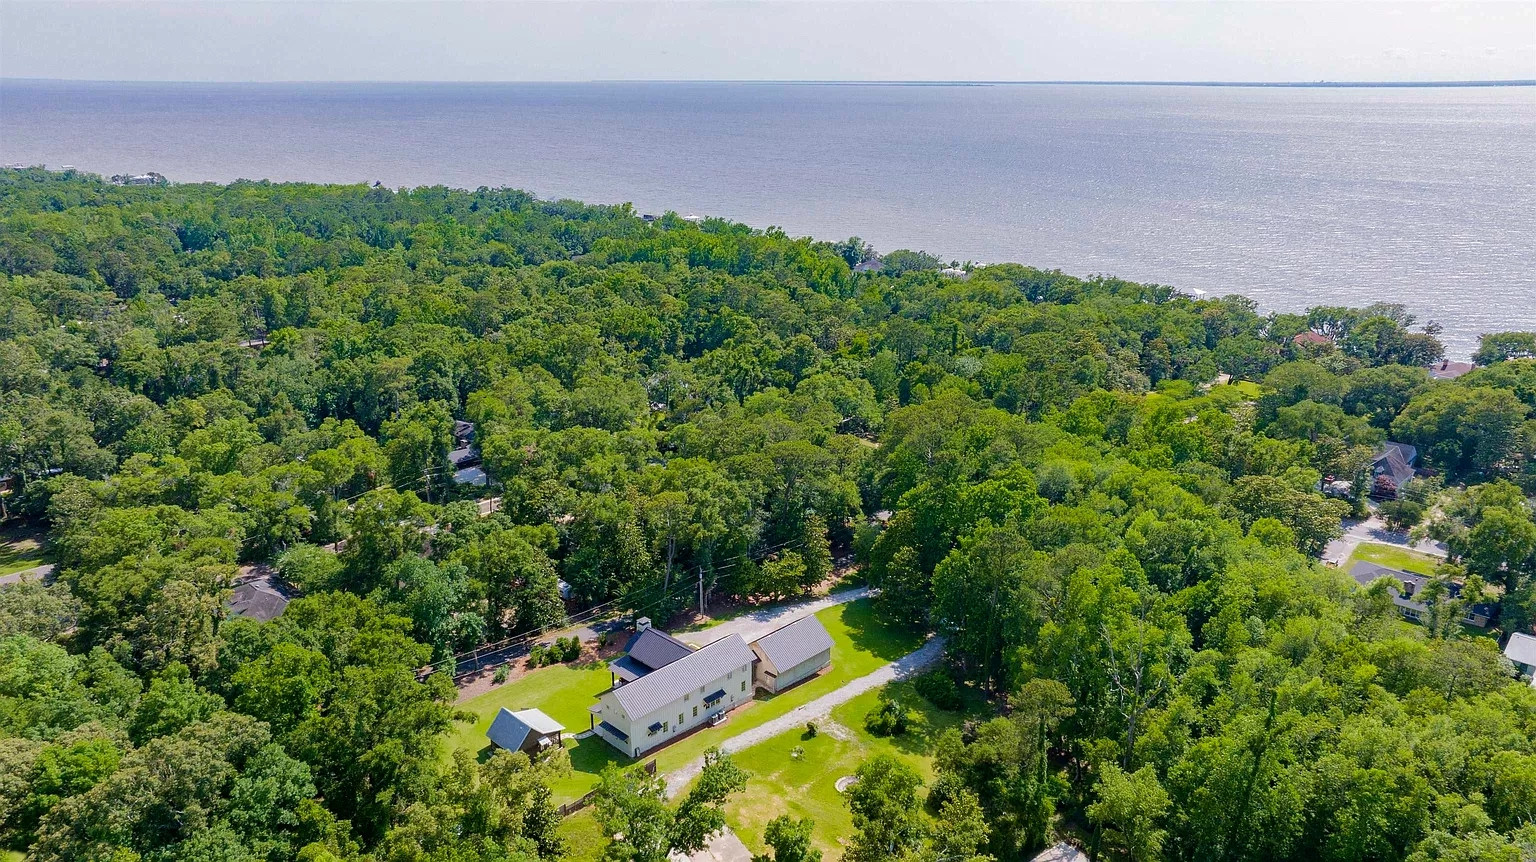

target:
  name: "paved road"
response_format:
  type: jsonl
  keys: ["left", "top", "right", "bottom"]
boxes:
{"left": 1323, "top": 515, "right": 1448, "bottom": 568}
{"left": 686, "top": 586, "right": 872, "bottom": 648}
{"left": 0, "top": 563, "right": 54, "bottom": 587}
{"left": 663, "top": 635, "right": 945, "bottom": 798}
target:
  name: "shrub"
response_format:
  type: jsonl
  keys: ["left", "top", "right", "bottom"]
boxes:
{"left": 556, "top": 635, "right": 582, "bottom": 662}
{"left": 493, "top": 664, "right": 510, "bottom": 684}
{"left": 528, "top": 643, "right": 548, "bottom": 667}
{"left": 864, "top": 695, "right": 911, "bottom": 736}
{"left": 912, "top": 671, "right": 963, "bottom": 711}
{"left": 805, "top": 721, "right": 818, "bottom": 738}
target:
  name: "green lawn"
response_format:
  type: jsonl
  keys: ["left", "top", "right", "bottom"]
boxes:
{"left": 0, "top": 521, "right": 48, "bottom": 577}
{"left": 1348, "top": 542, "right": 1443, "bottom": 577}
{"left": 723, "top": 681, "right": 976, "bottom": 860}
{"left": 450, "top": 598, "right": 926, "bottom": 805}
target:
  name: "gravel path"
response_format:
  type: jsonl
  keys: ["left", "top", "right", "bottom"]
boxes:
{"left": 687, "top": 586, "right": 872, "bottom": 648}
{"left": 663, "top": 635, "right": 944, "bottom": 797}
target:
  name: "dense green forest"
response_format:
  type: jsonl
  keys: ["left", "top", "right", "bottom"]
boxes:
{"left": 2, "top": 169, "right": 1536, "bottom": 862}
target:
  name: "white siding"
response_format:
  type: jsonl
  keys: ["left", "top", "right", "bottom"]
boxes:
{"left": 595, "top": 661, "right": 754, "bottom": 756}
{"left": 759, "top": 647, "right": 831, "bottom": 693}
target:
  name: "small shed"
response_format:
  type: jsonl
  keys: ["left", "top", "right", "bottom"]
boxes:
{"left": 486, "top": 708, "right": 565, "bottom": 754}
{"left": 750, "top": 615, "right": 834, "bottom": 693}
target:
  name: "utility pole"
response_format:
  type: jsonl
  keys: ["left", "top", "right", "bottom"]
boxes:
{"left": 697, "top": 564, "right": 705, "bottom": 614}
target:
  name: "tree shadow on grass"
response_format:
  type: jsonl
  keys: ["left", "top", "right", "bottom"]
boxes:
{"left": 834, "top": 599, "right": 927, "bottom": 662}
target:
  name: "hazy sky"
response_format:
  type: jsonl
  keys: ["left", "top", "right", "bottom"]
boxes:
{"left": 2, "top": 1, "right": 1532, "bottom": 83}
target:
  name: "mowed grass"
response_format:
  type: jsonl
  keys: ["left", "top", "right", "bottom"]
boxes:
{"left": 1349, "top": 542, "right": 1443, "bottom": 577}
{"left": 0, "top": 520, "right": 48, "bottom": 577}
{"left": 449, "top": 598, "right": 925, "bottom": 804}
{"left": 724, "top": 681, "right": 977, "bottom": 860}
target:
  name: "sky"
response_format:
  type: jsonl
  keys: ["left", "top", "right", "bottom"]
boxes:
{"left": 1, "top": 1, "right": 1532, "bottom": 84}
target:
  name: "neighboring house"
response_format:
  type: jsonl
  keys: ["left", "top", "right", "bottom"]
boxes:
{"left": 853, "top": 257, "right": 884, "bottom": 273}
{"left": 1427, "top": 359, "right": 1475, "bottom": 380}
{"left": 1505, "top": 633, "right": 1536, "bottom": 687}
{"left": 486, "top": 707, "right": 565, "bottom": 754}
{"left": 226, "top": 567, "right": 293, "bottom": 622}
{"left": 609, "top": 620, "right": 695, "bottom": 687}
{"left": 750, "top": 615, "right": 834, "bottom": 693}
{"left": 1370, "top": 442, "right": 1418, "bottom": 499}
{"left": 1292, "top": 331, "right": 1333, "bottom": 348}
{"left": 453, "top": 420, "right": 475, "bottom": 444}
{"left": 1029, "top": 844, "right": 1089, "bottom": 862}
{"left": 590, "top": 633, "right": 756, "bottom": 757}
{"left": 1350, "top": 561, "right": 1496, "bottom": 628}
{"left": 449, "top": 435, "right": 485, "bottom": 485}
{"left": 939, "top": 267, "right": 970, "bottom": 280}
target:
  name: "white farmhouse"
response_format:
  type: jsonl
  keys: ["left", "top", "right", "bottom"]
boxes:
{"left": 750, "top": 615, "right": 834, "bottom": 693}
{"left": 589, "top": 633, "right": 756, "bottom": 757}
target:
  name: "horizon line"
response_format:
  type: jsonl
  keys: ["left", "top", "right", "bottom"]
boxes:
{"left": 5, "top": 76, "right": 1535, "bottom": 89}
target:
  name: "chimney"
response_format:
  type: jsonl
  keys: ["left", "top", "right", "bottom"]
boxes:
{"left": 636, "top": 617, "right": 652, "bottom": 632}
{"left": 1401, "top": 580, "right": 1415, "bottom": 598}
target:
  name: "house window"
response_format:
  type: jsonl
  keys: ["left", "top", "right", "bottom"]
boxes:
{"left": 741, "top": 681, "right": 747, "bottom": 692}
{"left": 678, "top": 713, "right": 684, "bottom": 725}
{"left": 693, "top": 706, "right": 698, "bottom": 717}
{"left": 683, "top": 693, "right": 689, "bottom": 702}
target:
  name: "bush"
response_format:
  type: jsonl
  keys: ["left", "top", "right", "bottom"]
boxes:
{"left": 528, "top": 643, "right": 549, "bottom": 667}
{"left": 493, "top": 664, "right": 510, "bottom": 684}
{"left": 556, "top": 635, "right": 582, "bottom": 662}
{"left": 805, "top": 721, "right": 818, "bottom": 738}
{"left": 912, "top": 671, "right": 963, "bottom": 711}
{"left": 864, "top": 695, "right": 912, "bottom": 737}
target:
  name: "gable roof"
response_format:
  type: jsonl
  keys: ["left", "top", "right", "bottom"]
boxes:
{"left": 1507, "top": 632, "right": 1536, "bottom": 667}
{"left": 610, "top": 634, "right": 754, "bottom": 720}
{"left": 1372, "top": 443, "right": 1417, "bottom": 489}
{"left": 486, "top": 707, "right": 564, "bottom": 750}
{"left": 1350, "top": 561, "right": 1497, "bottom": 619}
{"left": 621, "top": 627, "right": 694, "bottom": 672}
{"left": 752, "top": 615, "right": 834, "bottom": 671}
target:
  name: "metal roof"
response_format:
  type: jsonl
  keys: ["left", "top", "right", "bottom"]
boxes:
{"left": 486, "top": 707, "right": 563, "bottom": 751}
{"left": 611, "top": 634, "right": 754, "bottom": 720}
{"left": 620, "top": 627, "right": 694, "bottom": 673}
{"left": 751, "top": 615, "right": 834, "bottom": 672}
{"left": 1507, "top": 633, "right": 1536, "bottom": 667}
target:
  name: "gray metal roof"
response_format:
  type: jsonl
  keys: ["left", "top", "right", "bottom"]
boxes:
{"left": 486, "top": 707, "right": 564, "bottom": 750}
{"left": 620, "top": 627, "right": 694, "bottom": 672}
{"left": 751, "top": 615, "right": 834, "bottom": 672}
{"left": 611, "top": 634, "right": 754, "bottom": 720}
{"left": 1507, "top": 633, "right": 1536, "bottom": 667}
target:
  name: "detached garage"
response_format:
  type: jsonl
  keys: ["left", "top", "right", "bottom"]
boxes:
{"left": 750, "top": 615, "right": 834, "bottom": 693}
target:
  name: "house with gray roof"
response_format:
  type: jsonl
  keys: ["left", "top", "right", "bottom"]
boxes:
{"left": 486, "top": 707, "right": 565, "bottom": 754}
{"left": 1350, "top": 561, "right": 1496, "bottom": 628}
{"left": 750, "top": 615, "right": 834, "bottom": 693}
{"left": 1505, "top": 633, "right": 1536, "bottom": 687}
{"left": 1370, "top": 442, "right": 1418, "bottom": 499}
{"left": 610, "top": 620, "right": 695, "bottom": 686}
{"left": 589, "top": 633, "right": 756, "bottom": 757}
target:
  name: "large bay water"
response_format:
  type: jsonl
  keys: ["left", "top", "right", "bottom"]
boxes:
{"left": 3, "top": 79, "right": 1533, "bottom": 357}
